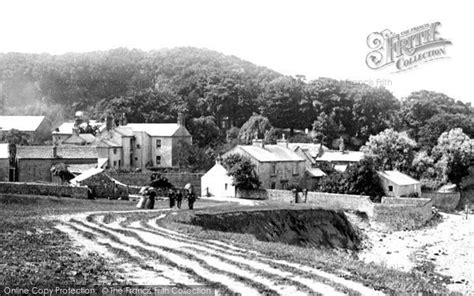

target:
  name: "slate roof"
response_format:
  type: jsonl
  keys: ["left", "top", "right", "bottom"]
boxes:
{"left": 377, "top": 170, "right": 420, "bottom": 186}
{"left": 126, "top": 123, "right": 190, "bottom": 137}
{"left": 70, "top": 168, "right": 104, "bottom": 184}
{"left": 315, "top": 150, "right": 364, "bottom": 163}
{"left": 232, "top": 145, "right": 305, "bottom": 162}
{"left": 0, "top": 116, "right": 46, "bottom": 132}
{"left": 63, "top": 134, "right": 97, "bottom": 145}
{"left": 0, "top": 143, "right": 9, "bottom": 159}
{"left": 306, "top": 168, "right": 326, "bottom": 177}
{"left": 96, "top": 139, "right": 121, "bottom": 148}
{"left": 16, "top": 146, "right": 98, "bottom": 159}
{"left": 115, "top": 126, "right": 134, "bottom": 137}
{"left": 288, "top": 143, "right": 329, "bottom": 158}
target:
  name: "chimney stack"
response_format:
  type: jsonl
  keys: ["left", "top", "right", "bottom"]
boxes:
{"left": 52, "top": 145, "right": 58, "bottom": 158}
{"left": 277, "top": 134, "right": 288, "bottom": 149}
{"left": 177, "top": 113, "right": 185, "bottom": 126}
{"left": 105, "top": 114, "right": 114, "bottom": 131}
{"left": 252, "top": 139, "right": 265, "bottom": 149}
{"left": 339, "top": 136, "right": 346, "bottom": 153}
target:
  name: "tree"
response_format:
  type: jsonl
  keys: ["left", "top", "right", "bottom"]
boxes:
{"left": 343, "top": 158, "right": 385, "bottom": 201}
{"left": 432, "top": 128, "right": 473, "bottom": 187}
{"left": 318, "top": 158, "right": 384, "bottom": 201}
{"left": 2, "top": 129, "right": 30, "bottom": 145}
{"left": 258, "top": 76, "right": 307, "bottom": 133}
{"left": 361, "top": 128, "right": 417, "bottom": 172}
{"left": 187, "top": 116, "right": 223, "bottom": 148}
{"left": 399, "top": 90, "right": 473, "bottom": 142}
{"left": 149, "top": 173, "right": 173, "bottom": 189}
{"left": 50, "top": 163, "right": 75, "bottom": 183}
{"left": 238, "top": 114, "right": 273, "bottom": 144}
{"left": 223, "top": 154, "right": 260, "bottom": 190}
{"left": 175, "top": 140, "right": 214, "bottom": 172}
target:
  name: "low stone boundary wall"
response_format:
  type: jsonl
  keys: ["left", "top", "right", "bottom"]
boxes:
{"left": 374, "top": 198, "right": 433, "bottom": 230}
{"left": 422, "top": 191, "right": 460, "bottom": 211}
{"left": 0, "top": 182, "right": 89, "bottom": 199}
{"left": 236, "top": 188, "right": 434, "bottom": 230}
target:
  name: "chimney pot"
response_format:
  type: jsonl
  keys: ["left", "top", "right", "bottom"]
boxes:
{"left": 177, "top": 113, "right": 185, "bottom": 126}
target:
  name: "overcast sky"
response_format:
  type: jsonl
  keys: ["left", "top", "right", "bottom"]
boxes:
{"left": 0, "top": 0, "right": 472, "bottom": 104}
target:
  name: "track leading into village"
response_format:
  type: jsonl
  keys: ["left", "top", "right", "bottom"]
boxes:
{"left": 54, "top": 207, "right": 384, "bottom": 296}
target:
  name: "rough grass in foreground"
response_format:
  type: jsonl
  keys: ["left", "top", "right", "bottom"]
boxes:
{"left": 0, "top": 195, "right": 136, "bottom": 286}
{"left": 155, "top": 204, "right": 449, "bottom": 295}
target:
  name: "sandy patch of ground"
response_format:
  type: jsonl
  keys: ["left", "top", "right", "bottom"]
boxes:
{"left": 358, "top": 212, "right": 474, "bottom": 294}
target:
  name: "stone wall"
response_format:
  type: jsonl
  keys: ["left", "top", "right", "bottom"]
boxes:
{"left": 422, "top": 191, "right": 461, "bottom": 211}
{"left": 373, "top": 198, "right": 433, "bottom": 230}
{"left": 306, "top": 192, "right": 374, "bottom": 216}
{"left": 237, "top": 188, "right": 433, "bottom": 230}
{"left": 0, "top": 181, "right": 89, "bottom": 199}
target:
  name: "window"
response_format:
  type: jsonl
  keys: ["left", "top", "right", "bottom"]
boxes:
{"left": 271, "top": 182, "right": 276, "bottom": 189}
{"left": 113, "top": 148, "right": 117, "bottom": 154}
{"left": 292, "top": 163, "right": 298, "bottom": 175}
{"left": 388, "top": 185, "right": 393, "bottom": 192}
{"left": 156, "top": 139, "right": 161, "bottom": 148}
{"left": 118, "top": 160, "right": 121, "bottom": 167}
{"left": 113, "top": 161, "right": 117, "bottom": 167}
{"left": 281, "top": 181, "right": 288, "bottom": 190}
{"left": 135, "top": 157, "right": 138, "bottom": 161}
{"left": 271, "top": 163, "right": 276, "bottom": 175}
{"left": 225, "top": 183, "right": 228, "bottom": 190}
{"left": 156, "top": 156, "right": 161, "bottom": 166}
{"left": 136, "top": 144, "right": 141, "bottom": 149}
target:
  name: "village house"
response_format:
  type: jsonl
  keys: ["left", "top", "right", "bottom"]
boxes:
{"left": 0, "top": 115, "right": 51, "bottom": 144}
{"left": 201, "top": 160, "right": 236, "bottom": 198}
{"left": 52, "top": 111, "right": 103, "bottom": 145}
{"left": 377, "top": 170, "right": 422, "bottom": 197}
{"left": 52, "top": 113, "right": 193, "bottom": 171}
{"left": 126, "top": 114, "right": 192, "bottom": 169}
{"left": 15, "top": 146, "right": 99, "bottom": 182}
{"left": 314, "top": 149, "right": 364, "bottom": 172}
{"left": 223, "top": 137, "right": 306, "bottom": 190}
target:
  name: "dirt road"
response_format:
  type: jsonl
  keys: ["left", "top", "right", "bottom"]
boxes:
{"left": 53, "top": 207, "right": 383, "bottom": 296}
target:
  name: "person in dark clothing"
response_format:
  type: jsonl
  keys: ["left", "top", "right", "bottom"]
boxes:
{"left": 187, "top": 191, "right": 196, "bottom": 210}
{"left": 146, "top": 189, "right": 156, "bottom": 209}
{"left": 168, "top": 188, "right": 176, "bottom": 208}
{"left": 176, "top": 189, "right": 183, "bottom": 209}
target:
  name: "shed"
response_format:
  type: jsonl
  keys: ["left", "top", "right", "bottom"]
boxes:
{"left": 201, "top": 162, "right": 235, "bottom": 198}
{"left": 377, "top": 170, "right": 421, "bottom": 197}
{"left": 70, "top": 168, "right": 128, "bottom": 199}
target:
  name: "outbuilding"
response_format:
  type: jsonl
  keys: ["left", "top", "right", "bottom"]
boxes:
{"left": 377, "top": 170, "right": 421, "bottom": 197}
{"left": 201, "top": 161, "right": 235, "bottom": 198}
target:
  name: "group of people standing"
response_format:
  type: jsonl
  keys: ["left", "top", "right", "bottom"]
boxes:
{"left": 136, "top": 186, "right": 157, "bottom": 209}
{"left": 168, "top": 188, "right": 196, "bottom": 210}
{"left": 136, "top": 186, "right": 197, "bottom": 210}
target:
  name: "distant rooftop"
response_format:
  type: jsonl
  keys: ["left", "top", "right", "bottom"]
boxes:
{"left": 315, "top": 150, "right": 364, "bottom": 163}
{"left": 288, "top": 143, "right": 329, "bottom": 158}
{"left": 126, "top": 123, "right": 189, "bottom": 137}
{"left": 377, "top": 170, "right": 420, "bottom": 186}
{"left": 0, "top": 116, "right": 46, "bottom": 132}
{"left": 306, "top": 167, "right": 326, "bottom": 177}
{"left": 16, "top": 146, "right": 98, "bottom": 159}
{"left": 231, "top": 144, "right": 305, "bottom": 162}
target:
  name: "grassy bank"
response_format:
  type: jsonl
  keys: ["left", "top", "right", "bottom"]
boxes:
{"left": 0, "top": 194, "right": 140, "bottom": 285}
{"left": 154, "top": 204, "right": 448, "bottom": 295}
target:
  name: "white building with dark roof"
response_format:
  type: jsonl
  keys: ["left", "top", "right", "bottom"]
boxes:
{"left": 377, "top": 170, "right": 421, "bottom": 197}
